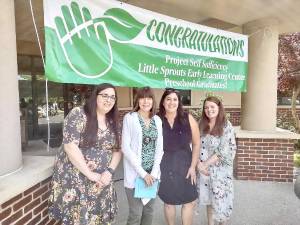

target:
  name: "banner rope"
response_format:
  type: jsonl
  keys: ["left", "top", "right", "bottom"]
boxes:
{"left": 29, "top": 0, "right": 50, "bottom": 152}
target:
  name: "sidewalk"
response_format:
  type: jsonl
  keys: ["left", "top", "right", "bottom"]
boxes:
{"left": 23, "top": 142, "right": 300, "bottom": 225}
{"left": 113, "top": 174, "right": 300, "bottom": 225}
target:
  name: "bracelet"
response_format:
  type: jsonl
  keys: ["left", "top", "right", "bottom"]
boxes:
{"left": 106, "top": 167, "right": 115, "bottom": 175}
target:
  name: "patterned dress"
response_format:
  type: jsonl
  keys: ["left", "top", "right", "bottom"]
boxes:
{"left": 138, "top": 114, "right": 158, "bottom": 173}
{"left": 49, "top": 107, "right": 118, "bottom": 225}
{"left": 197, "top": 121, "right": 236, "bottom": 222}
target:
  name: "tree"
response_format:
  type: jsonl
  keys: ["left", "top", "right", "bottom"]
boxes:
{"left": 278, "top": 33, "right": 300, "bottom": 132}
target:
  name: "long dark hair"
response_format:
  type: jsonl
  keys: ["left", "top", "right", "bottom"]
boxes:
{"left": 199, "top": 96, "right": 226, "bottom": 136}
{"left": 132, "top": 87, "right": 156, "bottom": 118}
{"left": 158, "top": 88, "right": 187, "bottom": 124}
{"left": 83, "top": 83, "right": 119, "bottom": 150}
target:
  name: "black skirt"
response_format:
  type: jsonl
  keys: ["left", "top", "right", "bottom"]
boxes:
{"left": 158, "top": 150, "right": 198, "bottom": 205}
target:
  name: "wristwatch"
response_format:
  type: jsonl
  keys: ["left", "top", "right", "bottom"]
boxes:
{"left": 106, "top": 167, "right": 115, "bottom": 175}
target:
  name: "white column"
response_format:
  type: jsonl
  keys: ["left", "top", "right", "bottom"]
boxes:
{"left": 0, "top": 0, "right": 22, "bottom": 176}
{"left": 241, "top": 18, "right": 279, "bottom": 131}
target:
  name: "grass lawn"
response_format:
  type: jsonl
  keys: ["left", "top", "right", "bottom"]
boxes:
{"left": 294, "top": 151, "right": 300, "bottom": 167}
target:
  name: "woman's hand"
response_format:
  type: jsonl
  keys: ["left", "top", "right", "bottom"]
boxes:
{"left": 87, "top": 171, "right": 101, "bottom": 182}
{"left": 99, "top": 170, "right": 112, "bottom": 187}
{"left": 197, "top": 160, "right": 209, "bottom": 176}
{"left": 186, "top": 167, "right": 197, "bottom": 185}
{"left": 144, "top": 174, "right": 155, "bottom": 186}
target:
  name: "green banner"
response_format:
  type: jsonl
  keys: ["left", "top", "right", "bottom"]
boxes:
{"left": 44, "top": 0, "right": 248, "bottom": 92}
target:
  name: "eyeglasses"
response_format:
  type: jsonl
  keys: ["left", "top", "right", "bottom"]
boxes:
{"left": 97, "top": 93, "right": 116, "bottom": 101}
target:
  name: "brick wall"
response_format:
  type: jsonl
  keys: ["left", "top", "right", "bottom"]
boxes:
{"left": 235, "top": 138, "right": 295, "bottom": 182}
{"left": 0, "top": 177, "right": 60, "bottom": 225}
{"left": 277, "top": 107, "right": 300, "bottom": 118}
{"left": 212, "top": 107, "right": 300, "bottom": 127}
{"left": 219, "top": 107, "right": 300, "bottom": 127}
{"left": 224, "top": 108, "right": 241, "bottom": 126}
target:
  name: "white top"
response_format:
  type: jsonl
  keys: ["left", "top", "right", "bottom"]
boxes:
{"left": 122, "top": 112, "right": 164, "bottom": 188}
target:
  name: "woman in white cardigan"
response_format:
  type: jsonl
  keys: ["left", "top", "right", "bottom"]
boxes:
{"left": 122, "top": 87, "right": 163, "bottom": 225}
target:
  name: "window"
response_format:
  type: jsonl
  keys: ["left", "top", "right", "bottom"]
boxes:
{"left": 178, "top": 89, "right": 191, "bottom": 106}
{"left": 18, "top": 70, "right": 94, "bottom": 149}
{"left": 277, "top": 91, "right": 300, "bottom": 105}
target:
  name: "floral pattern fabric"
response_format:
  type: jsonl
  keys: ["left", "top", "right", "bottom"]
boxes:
{"left": 49, "top": 107, "right": 118, "bottom": 225}
{"left": 138, "top": 114, "right": 158, "bottom": 173}
{"left": 197, "top": 121, "right": 236, "bottom": 222}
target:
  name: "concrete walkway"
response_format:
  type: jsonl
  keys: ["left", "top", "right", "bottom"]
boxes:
{"left": 23, "top": 142, "right": 300, "bottom": 225}
{"left": 113, "top": 176, "right": 300, "bottom": 225}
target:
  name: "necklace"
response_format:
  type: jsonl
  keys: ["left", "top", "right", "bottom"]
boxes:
{"left": 138, "top": 112, "right": 151, "bottom": 127}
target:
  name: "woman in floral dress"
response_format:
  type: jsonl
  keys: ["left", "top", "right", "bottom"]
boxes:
{"left": 49, "top": 83, "right": 122, "bottom": 225}
{"left": 197, "top": 96, "right": 237, "bottom": 225}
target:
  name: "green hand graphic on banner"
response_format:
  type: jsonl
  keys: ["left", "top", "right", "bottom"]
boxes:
{"left": 53, "top": 1, "right": 145, "bottom": 79}
{"left": 55, "top": 2, "right": 112, "bottom": 78}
